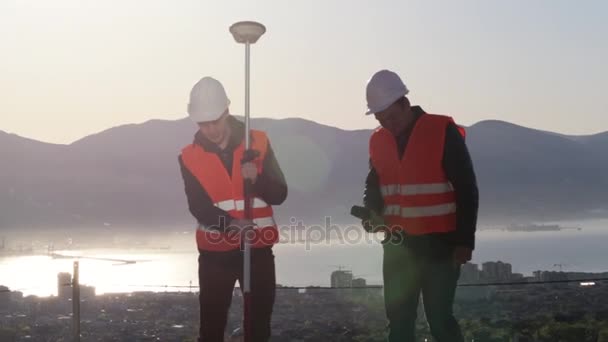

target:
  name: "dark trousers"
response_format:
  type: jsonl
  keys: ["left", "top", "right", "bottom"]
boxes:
{"left": 382, "top": 242, "right": 463, "bottom": 342}
{"left": 198, "top": 247, "right": 275, "bottom": 342}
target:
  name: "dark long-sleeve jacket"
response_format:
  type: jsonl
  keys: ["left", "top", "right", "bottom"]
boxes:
{"left": 179, "top": 116, "right": 287, "bottom": 231}
{"left": 364, "top": 106, "right": 479, "bottom": 257}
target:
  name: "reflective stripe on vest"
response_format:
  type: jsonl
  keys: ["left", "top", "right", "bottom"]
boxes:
{"left": 400, "top": 203, "right": 456, "bottom": 218}
{"left": 383, "top": 202, "right": 456, "bottom": 218}
{"left": 381, "top": 182, "right": 454, "bottom": 196}
{"left": 215, "top": 198, "right": 270, "bottom": 212}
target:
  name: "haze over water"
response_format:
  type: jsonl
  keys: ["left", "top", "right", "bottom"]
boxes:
{"left": 1, "top": 219, "right": 607, "bottom": 298}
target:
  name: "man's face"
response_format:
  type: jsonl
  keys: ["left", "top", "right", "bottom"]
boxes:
{"left": 198, "top": 111, "right": 230, "bottom": 145}
{"left": 373, "top": 99, "right": 412, "bottom": 136}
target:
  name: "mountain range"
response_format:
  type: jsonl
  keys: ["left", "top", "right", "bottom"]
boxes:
{"left": 1, "top": 116, "right": 607, "bottom": 230}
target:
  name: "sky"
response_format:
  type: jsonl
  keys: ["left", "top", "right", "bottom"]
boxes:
{"left": 1, "top": 0, "right": 607, "bottom": 144}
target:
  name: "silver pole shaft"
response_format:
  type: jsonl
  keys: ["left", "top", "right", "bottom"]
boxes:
{"left": 245, "top": 41, "right": 251, "bottom": 150}
{"left": 244, "top": 41, "right": 251, "bottom": 294}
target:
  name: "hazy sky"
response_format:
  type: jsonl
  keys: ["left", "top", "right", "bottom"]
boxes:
{"left": 1, "top": 0, "right": 607, "bottom": 144}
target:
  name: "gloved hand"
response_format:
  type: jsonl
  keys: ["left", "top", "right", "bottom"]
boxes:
{"left": 362, "top": 210, "right": 386, "bottom": 233}
{"left": 241, "top": 149, "right": 261, "bottom": 184}
{"left": 453, "top": 246, "right": 473, "bottom": 265}
{"left": 241, "top": 162, "right": 258, "bottom": 184}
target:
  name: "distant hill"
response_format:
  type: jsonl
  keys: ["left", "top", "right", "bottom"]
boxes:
{"left": 1, "top": 116, "right": 608, "bottom": 230}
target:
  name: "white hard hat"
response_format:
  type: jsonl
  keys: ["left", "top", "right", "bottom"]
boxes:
{"left": 365, "top": 70, "right": 409, "bottom": 115}
{"left": 187, "top": 77, "right": 231, "bottom": 122}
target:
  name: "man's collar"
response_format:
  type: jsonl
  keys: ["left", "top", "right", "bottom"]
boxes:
{"left": 395, "top": 106, "right": 425, "bottom": 138}
{"left": 193, "top": 116, "right": 245, "bottom": 152}
{"left": 411, "top": 105, "right": 425, "bottom": 116}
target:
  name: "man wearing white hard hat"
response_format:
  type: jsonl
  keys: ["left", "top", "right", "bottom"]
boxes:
{"left": 361, "top": 70, "right": 478, "bottom": 342}
{"left": 178, "top": 76, "right": 287, "bottom": 341}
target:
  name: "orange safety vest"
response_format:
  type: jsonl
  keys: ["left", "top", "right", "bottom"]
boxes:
{"left": 369, "top": 113, "right": 464, "bottom": 235}
{"left": 180, "top": 130, "right": 279, "bottom": 251}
